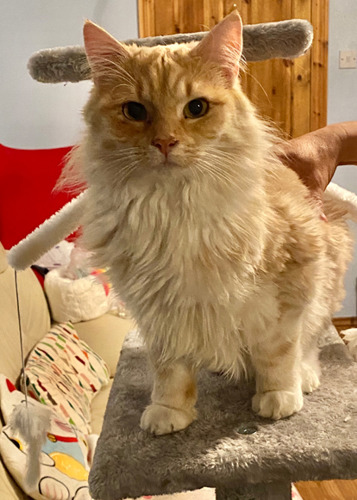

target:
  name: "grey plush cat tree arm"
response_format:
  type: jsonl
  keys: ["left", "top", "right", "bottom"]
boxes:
{"left": 28, "top": 19, "right": 313, "bottom": 83}
{"left": 89, "top": 329, "right": 357, "bottom": 500}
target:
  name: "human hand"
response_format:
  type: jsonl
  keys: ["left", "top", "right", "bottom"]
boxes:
{"left": 278, "top": 122, "right": 357, "bottom": 219}
{"left": 278, "top": 134, "right": 336, "bottom": 219}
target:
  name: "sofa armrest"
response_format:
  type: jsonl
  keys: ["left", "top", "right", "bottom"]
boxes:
{"left": 0, "top": 460, "right": 28, "bottom": 500}
{"left": 0, "top": 418, "right": 28, "bottom": 500}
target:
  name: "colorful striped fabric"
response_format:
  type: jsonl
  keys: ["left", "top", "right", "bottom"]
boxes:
{"left": 23, "top": 322, "right": 110, "bottom": 434}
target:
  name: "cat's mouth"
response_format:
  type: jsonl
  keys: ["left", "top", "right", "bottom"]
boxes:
{"left": 153, "top": 156, "right": 185, "bottom": 170}
{"left": 148, "top": 147, "right": 191, "bottom": 170}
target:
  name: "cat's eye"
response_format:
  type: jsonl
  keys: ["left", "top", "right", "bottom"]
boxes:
{"left": 183, "top": 98, "right": 209, "bottom": 119}
{"left": 122, "top": 101, "right": 147, "bottom": 121}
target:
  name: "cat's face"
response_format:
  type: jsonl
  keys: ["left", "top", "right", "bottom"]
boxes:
{"left": 82, "top": 11, "right": 261, "bottom": 181}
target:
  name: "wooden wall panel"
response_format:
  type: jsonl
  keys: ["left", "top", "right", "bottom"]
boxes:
{"left": 202, "top": 0, "right": 224, "bottom": 30}
{"left": 172, "top": 0, "right": 205, "bottom": 34}
{"left": 223, "top": 1, "right": 250, "bottom": 24}
{"left": 291, "top": 0, "right": 312, "bottom": 137}
{"left": 154, "top": 1, "right": 175, "bottom": 34}
{"left": 310, "top": 0, "right": 329, "bottom": 131}
{"left": 138, "top": 0, "right": 329, "bottom": 138}
{"left": 138, "top": 0, "right": 155, "bottom": 39}
{"left": 241, "top": 1, "right": 293, "bottom": 135}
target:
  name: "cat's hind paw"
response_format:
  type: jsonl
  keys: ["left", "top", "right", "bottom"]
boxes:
{"left": 341, "top": 328, "right": 357, "bottom": 361}
{"left": 252, "top": 389, "right": 303, "bottom": 420}
{"left": 301, "top": 365, "right": 320, "bottom": 393}
{"left": 140, "top": 404, "right": 196, "bottom": 435}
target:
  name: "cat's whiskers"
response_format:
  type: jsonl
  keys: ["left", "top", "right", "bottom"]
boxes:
{"left": 102, "top": 146, "right": 143, "bottom": 162}
{"left": 190, "top": 162, "right": 202, "bottom": 185}
{"left": 197, "top": 161, "right": 234, "bottom": 188}
{"left": 243, "top": 68, "right": 269, "bottom": 103}
{"left": 113, "top": 162, "right": 139, "bottom": 185}
{"left": 203, "top": 147, "right": 255, "bottom": 191}
{"left": 205, "top": 146, "right": 239, "bottom": 161}
{"left": 107, "top": 152, "right": 143, "bottom": 163}
{"left": 98, "top": 148, "right": 144, "bottom": 185}
{"left": 196, "top": 158, "right": 242, "bottom": 192}
{"left": 195, "top": 161, "right": 222, "bottom": 186}
{"left": 204, "top": 145, "right": 250, "bottom": 168}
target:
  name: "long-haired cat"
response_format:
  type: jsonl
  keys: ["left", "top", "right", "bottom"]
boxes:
{"left": 63, "top": 11, "right": 353, "bottom": 434}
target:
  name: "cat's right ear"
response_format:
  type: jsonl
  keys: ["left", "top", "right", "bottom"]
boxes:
{"left": 83, "top": 20, "right": 129, "bottom": 85}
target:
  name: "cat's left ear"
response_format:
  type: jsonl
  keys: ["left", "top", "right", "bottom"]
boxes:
{"left": 83, "top": 20, "right": 129, "bottom": 85}
{"left": 191, "top": 10, "right": 243, "bottom": 86}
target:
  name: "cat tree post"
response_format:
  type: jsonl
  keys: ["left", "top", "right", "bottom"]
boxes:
{"left": 88, "top": 329, "right": 357, "bottom": 500}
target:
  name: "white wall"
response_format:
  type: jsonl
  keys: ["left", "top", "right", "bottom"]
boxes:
{"left": 0, "top": 0, "right": 138, "bottom": 149}
{"left": 328, "top": 0, "right": 357, "bottom": 317}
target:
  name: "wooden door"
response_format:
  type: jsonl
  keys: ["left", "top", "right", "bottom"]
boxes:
{"left": 138, "top": 0, "right": 329, "bottom": 138}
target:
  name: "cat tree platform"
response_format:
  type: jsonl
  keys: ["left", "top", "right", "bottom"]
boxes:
{"left": 89, "top": 329, "right": 357, "bottom": 500}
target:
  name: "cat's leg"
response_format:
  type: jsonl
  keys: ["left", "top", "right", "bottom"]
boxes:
{"left": 300, "top": 308, "right": 328, "bottom": 393}
{"left": 250, "top": 311, "right": 304, "bottom": 420}
{"left": 301, "top": 344, "right": 321, "bottom": 393}
{"left": 140, "top": 360, "right": 197, "bottom": 435}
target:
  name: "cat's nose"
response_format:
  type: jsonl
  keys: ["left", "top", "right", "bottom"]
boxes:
{"left": 152, "top": 137, "right": 179, "bottom": 157}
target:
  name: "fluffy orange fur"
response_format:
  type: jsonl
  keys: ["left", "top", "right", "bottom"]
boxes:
{"left": 62, "top": 12, "right": 353, "bottom": 434}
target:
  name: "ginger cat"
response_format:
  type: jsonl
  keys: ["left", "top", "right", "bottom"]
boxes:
{"left": 63, "top": 11, "right": 353, "bottom": 434}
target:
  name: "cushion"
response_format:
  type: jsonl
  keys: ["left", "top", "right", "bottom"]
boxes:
{"left": 0, "top": 375, "right": 93, "bottom": 500}
{"left": 44, "top": 268, "right": 111, "bottom": 323}
{"left": 0, "top": 456, "right": 27, "bottom": 500}
{"left": 22, "top": 323, "right": 109, "bottom": 434}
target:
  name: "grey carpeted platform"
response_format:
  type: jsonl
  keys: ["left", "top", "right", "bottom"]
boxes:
{"left": 89, "top": 329, "right": 357, "bottom": 500}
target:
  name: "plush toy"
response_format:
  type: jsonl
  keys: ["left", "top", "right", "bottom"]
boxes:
{"left": 0, "top": 376, "right": 93, "bottom": 500}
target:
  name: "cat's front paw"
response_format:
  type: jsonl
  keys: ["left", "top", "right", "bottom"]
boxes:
{"left": 252, "top": 389, "right": 303, "bottom": 420}
{"left": 140, "top": 404, "right": 196, "bottom": 435}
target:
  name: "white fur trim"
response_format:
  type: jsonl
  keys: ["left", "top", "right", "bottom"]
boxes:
{"left": 7, "top": 191, "right": 87, "bottom": 270}
{"left": 325, "top": 183, "right": 357, "bottom": 222}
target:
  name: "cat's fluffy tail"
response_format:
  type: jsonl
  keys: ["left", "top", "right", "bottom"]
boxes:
{"left": 325, "top": 183, "right": 357, "bottom": 222}
{"left": 7, "top": 191, "right": 87, "bottom": 270}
